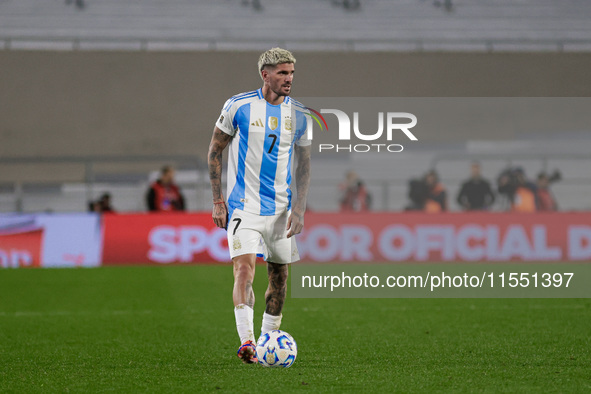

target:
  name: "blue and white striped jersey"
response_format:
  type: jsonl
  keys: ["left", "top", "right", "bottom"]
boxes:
{"left": 216, "top": 88, "right": 312, "bottom": 216}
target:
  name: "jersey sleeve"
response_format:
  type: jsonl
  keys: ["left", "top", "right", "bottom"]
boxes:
{"left": 215, "top": 99, "right": 237, "bottom": 136}
{"left": 295, "top": 111, "right": 312, "bottom": 147}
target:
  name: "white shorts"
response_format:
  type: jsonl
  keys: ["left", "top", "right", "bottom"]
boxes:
{"left": 227, "top": 208, "right": 300, "bottom": 264}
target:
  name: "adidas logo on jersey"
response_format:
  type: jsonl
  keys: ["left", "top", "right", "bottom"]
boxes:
{"left": 251, "top": 119, "right": 264, "bottom": 127}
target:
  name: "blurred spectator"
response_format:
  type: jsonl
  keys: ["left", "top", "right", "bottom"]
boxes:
{"left": 339, "top": 171, "right": 371, "bottom": 212}
{"left": 65, "top": 0, "right": 85, "bottom": 10}
{"left": 456, "top": 161, "right": 495, "bottom": 211}
{"left": 433, "top": 0, "right": 452, "bottom": 12}
{"left": 88, "top": 200, "right": 101, "bottom": 213}
{"left": 407, "top": 170, "right": 447, "bottom": 212}
{"left": 332, "top": 0, "right": 361, "bottom": 11}
{"left": 536, "top": 171, "right": 561, "bottom": 211}
{"left": 497, "top": 167, "right": 537, "bottom": 212}
{"left": 98, "top": 193, "right": 115, "bottom": 213}
{"left": 88, "top": 192, "right": 115, "bottom": 213}
{"left": 423, "top": 170, "right": 447, "bottom": 212}
{"left": 242, "top": 0, "right": 263, "bottom": 11}
{"left": 146, "top": 166, "right": 186, "bottom": 212}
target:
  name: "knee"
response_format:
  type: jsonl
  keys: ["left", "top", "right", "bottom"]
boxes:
{"left": 268, "top": 262, "right": 288, "bottom": 283}
{"left": 234, "top": 259, "right": 255, "bottom": 281}
{"left": 278, "top": 267, "right": 288, "bottom": 282}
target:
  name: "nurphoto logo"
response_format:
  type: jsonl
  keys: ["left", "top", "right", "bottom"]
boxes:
{"left": 307, "top": 107, "right": 418, "bottom": 153}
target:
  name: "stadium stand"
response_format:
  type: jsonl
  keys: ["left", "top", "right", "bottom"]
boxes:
{"left": 1, "top": 0, "right": 591, "bottom": 52}
{"left": 1, "top": 1, "right": 591, "bottom": 213}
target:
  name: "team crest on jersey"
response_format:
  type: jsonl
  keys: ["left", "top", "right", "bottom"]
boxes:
{"left": 268, "top": 116, "right": 279, "bottom": 131}
{"left": 233, "top": 238, "right": 242, "bottom": 251}
{"left": 285, "top": 118, "right": 292, "bottom": 131}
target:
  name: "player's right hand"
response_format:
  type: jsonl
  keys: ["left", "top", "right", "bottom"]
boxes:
{"left": 212, "top": 202, "right": 228, "bottom": 229}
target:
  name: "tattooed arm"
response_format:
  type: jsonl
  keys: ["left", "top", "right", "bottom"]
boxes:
{"left": 287, "top": 144, "right": 311, "bottom": 238}
{"left": 208, "top": 126, "right": 232, "bottom": 229}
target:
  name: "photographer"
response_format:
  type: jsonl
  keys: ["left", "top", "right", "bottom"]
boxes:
{"left": 536, "top": 171, "right": 561, "bottom": 211}
{"left": 87, "top": 192, "right": 116, "bottom": 214}
{"left": 497, "top": 167, "right": 537, "bottom": 212}
{"left": 406, "top": 170, "right": 447, "bottom": 212}
{"left": 339, "top": 171, "right": 371, "bottom": 212}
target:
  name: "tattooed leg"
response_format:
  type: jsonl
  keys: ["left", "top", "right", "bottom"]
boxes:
{"left": 233, "top": 254, "right": 256, "bottom": 308}
{"left": 233, "top": 254, "right": 257, "bottom": 347}
{"left": 265, "top": 262, "right": 288, "bottom": 316}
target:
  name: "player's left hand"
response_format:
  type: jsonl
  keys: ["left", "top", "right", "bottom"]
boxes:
{"left": 286, "top": 210, "right": 304, "bottom": 238}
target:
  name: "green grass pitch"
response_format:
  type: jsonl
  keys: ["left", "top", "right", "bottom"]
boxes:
{"left": 0, "top": 265, "right": 590, "bottom": 392}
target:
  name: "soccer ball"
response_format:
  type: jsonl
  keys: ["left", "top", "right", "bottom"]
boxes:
{"left": 256, "top": 330, "right": 297, "bottom": 368}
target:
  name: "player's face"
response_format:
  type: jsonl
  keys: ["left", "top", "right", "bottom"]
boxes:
{"left": 265, "top": 63, "right": 294, "bottom": 96}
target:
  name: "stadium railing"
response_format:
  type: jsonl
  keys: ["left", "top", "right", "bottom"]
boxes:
{"left": 1, "top": 153, "right": 591, "bottom": 213}
{"left": 3, "top": 36, "right": 591, "bottom": 53}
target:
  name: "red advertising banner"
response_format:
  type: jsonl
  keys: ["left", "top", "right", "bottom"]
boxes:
{"left": 0, "top": 228, "right": 44, "bottom": 268}
{"left": 102, "top": 213, "right": 230, "bottom": 265}
{"left": 300, "top": 212, "right": 591, "bottom": 263}
{"left": 102, "top": 212, "right": 591, "bottom": 264}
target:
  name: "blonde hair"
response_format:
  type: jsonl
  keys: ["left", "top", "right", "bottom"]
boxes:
{"left": 258, "top": 47, "right": 296, "bottom": 80}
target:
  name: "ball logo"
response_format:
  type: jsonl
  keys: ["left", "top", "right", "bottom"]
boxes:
{"left": 265, "top": 350, "right": 276, "bottom": 364}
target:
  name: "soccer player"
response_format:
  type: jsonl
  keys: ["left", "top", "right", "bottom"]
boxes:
{"left": 207, "top": 48, "right": 312, "bottom": 364}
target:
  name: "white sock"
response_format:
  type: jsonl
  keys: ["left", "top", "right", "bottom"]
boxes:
{"left": 261, "top": 312, "right": 282, "bottom": 336}
{"left": 234, "top": 304, "right": 255, "bottom": 344}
